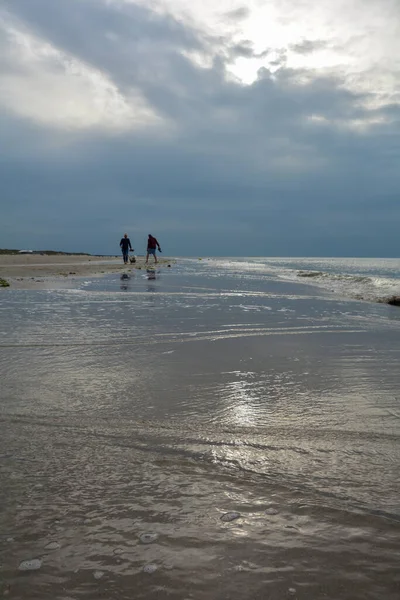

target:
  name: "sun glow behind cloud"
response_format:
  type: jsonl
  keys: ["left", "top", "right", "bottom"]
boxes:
{"left": 1, "top": 0, "right": 399, "bottom": 133}
{"left": 129, "top": 0, "right": 400, "bottom": 103}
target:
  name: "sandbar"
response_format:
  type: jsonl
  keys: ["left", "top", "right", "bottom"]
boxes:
{"left": 0, "top": 254, "right": 170, "bottom": 289}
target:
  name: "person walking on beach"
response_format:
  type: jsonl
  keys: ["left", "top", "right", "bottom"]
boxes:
{"left": 120, "top": 233, "right": 133, "bottom": 264}
{"left": 146, "top": 234, "right": 162, "bottom": 264}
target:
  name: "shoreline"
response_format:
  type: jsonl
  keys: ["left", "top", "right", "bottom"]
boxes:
{"left": 0, "top": 254, "right": 172, "bottom": 290}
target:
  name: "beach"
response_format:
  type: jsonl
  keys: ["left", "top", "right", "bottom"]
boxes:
{"left": 0, "top": 254, "right": 171, "bottom": 289}
{"left": 1, "top": 257, "right": 400, "bottom": 600}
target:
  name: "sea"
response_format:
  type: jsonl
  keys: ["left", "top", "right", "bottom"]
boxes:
{"left": 1, "top": 257, "right": 400, "bottom": 600}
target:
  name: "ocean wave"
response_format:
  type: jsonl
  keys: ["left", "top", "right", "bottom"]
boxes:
{"left": 197, "top": 258, "right": 400, "bottom": 305}
{"left": 297, "top": 270, "right": 324, "bottom": 278}
{"left": 298, "top": 270, "right": 370, "bottom": 283}
{"left": 296, "top": 270, "right": 400, "bottom": 304}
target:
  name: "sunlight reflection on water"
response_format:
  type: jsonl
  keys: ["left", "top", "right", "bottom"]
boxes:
{"left": 1, "top": 261, "right": 400, "bottom": 599}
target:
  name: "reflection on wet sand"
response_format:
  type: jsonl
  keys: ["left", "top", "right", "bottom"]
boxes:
{"left": 1, "top": 260, "right": 400, "bottom": 599}
{"left": 120, "top": 272, "right": 132, "bottom": 291}
{"left": 146, "top": 268, "right": 156, "bottom": 280}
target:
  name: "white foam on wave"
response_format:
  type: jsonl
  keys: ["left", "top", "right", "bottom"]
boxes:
{"left": 294, "top": 270, "right": 400, "bottom": 302}
{"left": 201, "top": 257, "right": 400, "bottom": 304}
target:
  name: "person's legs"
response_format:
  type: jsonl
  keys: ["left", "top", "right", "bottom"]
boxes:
{"left": 122, "top": 250, "right": 128, "bottom": 263}
{"left": 147, "top": 248, "right": 156, "bottom": 263}
{"left": 154, "top": 253, "right": 158, "bottom": 264}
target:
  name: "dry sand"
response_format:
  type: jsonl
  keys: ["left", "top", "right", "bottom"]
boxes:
{"left": 0, "top": 254, "right": 170, "bottom": 289}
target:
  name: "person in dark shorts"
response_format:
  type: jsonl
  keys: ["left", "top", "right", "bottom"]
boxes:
{"left": 146, "top": 234, "right": 162, "bottom": 264}
{"left": 120, "top": 233, "right": 133, "bottom": 264}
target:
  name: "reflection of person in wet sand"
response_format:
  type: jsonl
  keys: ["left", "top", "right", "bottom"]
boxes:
{"left": 146, "top": 234, "right": 161, "bottom": 264}
{"left": 146, "top": 269, "right": 156, "bottom": 280}
{"left": 120, "top": 272, "right": 130, "bottom": 290}
{"left": 146, "top": 269, "right": 157, "bottom": 293}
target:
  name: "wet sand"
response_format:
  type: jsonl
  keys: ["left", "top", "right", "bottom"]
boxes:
{"left": 1, "top": 259, "right": 400, "bottom": 599}
{"left": 0, "top": 254, "right": 171, "bottom": 289}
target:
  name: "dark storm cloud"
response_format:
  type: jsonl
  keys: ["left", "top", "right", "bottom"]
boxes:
{"left": 230, "top": 40, "right": 271, "bottom": 59}
{"left": 1, "top": 0, "right": 399, "bottom": 256}
{"left": 224, "top": 7, "right": 251, "bottom": 21}
{"left": 230, "top": 40, "right": 257, "bottom": 58}
{"left": 290, "top": 39, "right": 328, "bottom": 54}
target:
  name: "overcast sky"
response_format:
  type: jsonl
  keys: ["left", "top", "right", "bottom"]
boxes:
{"left": 1, "top": 0, "right": 399, "bottom": 256}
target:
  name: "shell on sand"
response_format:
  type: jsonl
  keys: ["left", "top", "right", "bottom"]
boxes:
{"left": 220, "top": 512, "right": 241, "bottom": 522}
{"left": 18, "top": 559, "right": 42, "bottom": 571}
{"left": 139, "top": 532, "right": 159, "bottom": 544}
{"left": 265, "top": 507, "right": 279, "bottom": 515}
{"left": 93, "top": 570, "right": 104, "bottom": 580}
{"left": 44, "top": 541, "right": 61, "bottom": 550}
{"left": 143, "top": 563, "right": 158, "bottom": 574}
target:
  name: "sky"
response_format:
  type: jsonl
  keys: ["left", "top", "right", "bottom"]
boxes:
{"left": 1, "top": 0, "right": 399, "bottom": 257}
